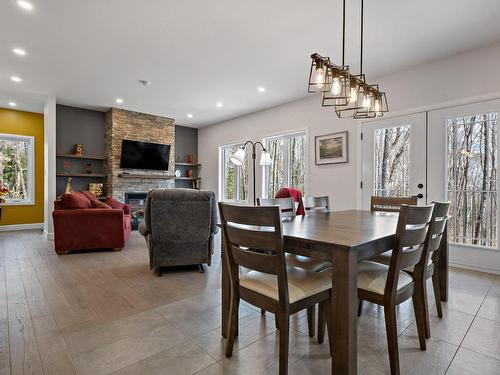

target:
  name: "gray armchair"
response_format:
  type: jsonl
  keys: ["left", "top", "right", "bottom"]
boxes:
{"left": 138, "top": 188, "right": 218, "bottom": 276}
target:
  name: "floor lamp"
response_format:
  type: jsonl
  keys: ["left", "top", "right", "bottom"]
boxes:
{"left": 229, "top": 141, "right": 272, "bottom": 206}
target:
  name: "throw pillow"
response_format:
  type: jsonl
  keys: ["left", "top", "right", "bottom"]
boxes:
{"left": 81, "top": 190, "right": 98, "bottom": 202}
{"left": 60, "top": 192, "right": 92, "bottom": 209}
{"left": 90, "top": 200, "right": 112, "bottom": 209}
{"left": 105, "top": 196, "right": 131, "bottom": 214}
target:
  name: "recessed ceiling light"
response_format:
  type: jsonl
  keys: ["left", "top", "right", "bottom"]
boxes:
{"left": 12, "top": 48, "right": 26, "bottom": 56}
{"left": 11, "top": 76, "right": 22, "bottom": 82}
{"left": 8, "top": 102, "right": 17, "bottom": 107}
{"left": 115, "top": 98, "right": 123, "bottom": 104}
{"left": 16, "top": 1, "right": 33, "bottom": 10}
{"left": 258, "top": 87, "right": 266, "bottom": 93}
{"left": 216, "top": 102, "right": 223, "bottom": 108}
{"left": 187, "top": 113, "right": 193, "bottom": 118}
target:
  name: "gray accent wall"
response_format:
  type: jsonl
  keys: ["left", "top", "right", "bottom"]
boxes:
{"left": 175, "top": 125, "right": 199, "bottom": 189}
{"left": 56, "top": 105, "right": 106, "bottom": 195}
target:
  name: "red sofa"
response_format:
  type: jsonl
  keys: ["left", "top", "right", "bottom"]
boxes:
{"left": 52, "top": 192, "right": 131, "bottom": 254}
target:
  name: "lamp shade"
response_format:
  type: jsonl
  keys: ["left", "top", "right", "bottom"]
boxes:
{"left": 259, "top": 151, "right": 272, "bottom": 166}
{"left": 229, "top": 148, "right": 245, "bottom": 166}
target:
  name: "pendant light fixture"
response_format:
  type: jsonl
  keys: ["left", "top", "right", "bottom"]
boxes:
{"left": 309, "top": 0, "right": 388, "bottom": 118}
{"left": 308, "top": 0, "right": 350, "bottom": 104}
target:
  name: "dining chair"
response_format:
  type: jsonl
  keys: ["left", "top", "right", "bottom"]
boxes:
{"left": 371, "top": 195, "right": 418, "bottom": 212}
{"left": 320, "top": 204, "right": 432, "bottom": 374}
{"left": 301, "top": 196, "right": 330, "bottom": 214}
{"left": 369, "top": 202, "right": 451, "bottom": 339}
{"left": 219, "top": 203, "right": 333, "bottom": 375}
{"left": 257, "top": 196, "right": 331, "bottom": 338}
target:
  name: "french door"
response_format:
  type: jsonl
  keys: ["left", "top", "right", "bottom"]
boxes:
{"left": 361, "top": 112, "right": 427, "bottom": 209}
{"left": 361, "top": 99, "right": 500, "bottom": 255}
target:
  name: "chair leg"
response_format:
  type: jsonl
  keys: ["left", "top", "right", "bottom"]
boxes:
{"left": 358, "top": 299, "right": 364, "bottom": 317}
{"left": 278, "top": 310, "right": 290, "bottom": 375}
{"left": 275, "top": 313, "right": 279, "bottom": 330}
{"left": 317, "top": 301, "right": 326, "bottom": 344}
{"left": 384, "top": 304, "right": 400, "bottom": 375}
{"left": 307, "top": 305, "right": 315, "bottom": 338}
{"left": 412, "top": 293, "right": 427, "bottom": 351}
{"left": 225, "top": 291, "right": 239, "bottom": 357}
{"left": 420, "top": 278, "right": 431, "bottom": 339}
{"left": 261, "top": 309, "right": 266, "bottom": 315}
{"left": 198, "top": 264, "right": 205, "bottom": 273}
{"left": 325, "top": 299, "right": 334, "bottom": 357}
{"left": 432, "top": 273, "right": 443, "bottom": 318}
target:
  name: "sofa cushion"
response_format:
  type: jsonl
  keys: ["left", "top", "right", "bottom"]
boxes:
{"left": 90, "top": 200, "right": 112, "bottom": 209}
{"left": 105, "top": 196, "right": 130, "bottom": 214}
{"left": 60, "top": 192, "right": 92, "bottom": 209}
{"left": 81, "top": 190, "right": 98, "bottom": 202}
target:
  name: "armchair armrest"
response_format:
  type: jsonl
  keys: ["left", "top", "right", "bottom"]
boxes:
{"left": 138, "top": 221, "right": 149, "bottom": 236}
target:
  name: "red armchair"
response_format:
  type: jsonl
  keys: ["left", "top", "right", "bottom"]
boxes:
{"left": 52, "top": 197, "right": 131, "bottom": 254}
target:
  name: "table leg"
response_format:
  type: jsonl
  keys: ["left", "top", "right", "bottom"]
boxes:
{"left": 438, "top": 222, "right": 449, "bottom": 302}
{"left": 331, "top": 249, "right": 358, "bottom": 375}
{"left": 221, "top": 230, "right": 230, "bottom": 338}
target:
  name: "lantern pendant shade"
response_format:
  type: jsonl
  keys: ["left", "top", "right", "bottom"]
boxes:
{"left": 374, "top": 91, "right": 389, "bottom": 117}
{"left": 308, "top": 54, "right": 331, "bottom": 93}
{"left": 229, "top": 148, "right": 246, "bottom": 166}
{"left": 322, "top": 65, "right": 351, "bottom": 107}
{"left": 354, "top": 84, "right": 379, "bottom": 119}
{"left": 335, "top": 75, "right": 366, "bottom": 118}
{"left": 259, "top": 150, "right": 272, "bottom": 166}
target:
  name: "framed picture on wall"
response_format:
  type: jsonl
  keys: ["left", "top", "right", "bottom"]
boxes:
{"left": 315, "top": 131, "right": 348, "bottom": 165}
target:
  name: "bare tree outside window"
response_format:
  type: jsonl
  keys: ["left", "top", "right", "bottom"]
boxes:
{"left": 221, "top": 144, "right": 248, "bottom": 202}
{"left": 373, "top": 125, "right": 411, "bottom": 197}
{"left": 447, "top": 112, "right": 497, "bottom": 247}
{"left": 0, "top": 135, "right": 33, "bottom": 202}
{"left": 265, "top": 132, "right": 306, "bottom": 198}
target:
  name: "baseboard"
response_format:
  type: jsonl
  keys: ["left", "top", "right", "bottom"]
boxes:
{"left": 450, "top": 260, "right": 500, "bottom": 276}
{"left": 43, "top": 229, "right": 54, "bottom": 241}
{"left": 0, "top": 223, "right": 44, "bottom": 232}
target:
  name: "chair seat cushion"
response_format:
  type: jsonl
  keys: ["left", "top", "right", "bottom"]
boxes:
{"left": 370, "top": 250, "right": 433, "bottom": 271}
{"left": 285, "top": 253, "right": 332, "bottom": 272}
{"left": 239, "top": 266, "right": 331, "bottom": 303}
{"left": 358, "top": 261, "right": 414, "bottom": 295}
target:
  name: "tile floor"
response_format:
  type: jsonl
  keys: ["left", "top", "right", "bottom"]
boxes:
{"left": 0, "top": 230, "right": 499, "bottom": 374}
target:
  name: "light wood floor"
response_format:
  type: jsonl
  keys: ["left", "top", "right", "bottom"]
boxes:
{"left": 0, "top": 230, "right": 499, "bottom": 374}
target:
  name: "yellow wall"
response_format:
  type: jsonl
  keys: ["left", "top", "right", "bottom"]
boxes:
{"left": 0, "top": 108, "right": 44, "bottom": 225}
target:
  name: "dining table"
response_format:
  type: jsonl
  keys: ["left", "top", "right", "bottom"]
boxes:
{"left": 220, "top": 209, "right": 449, "bottom": 374}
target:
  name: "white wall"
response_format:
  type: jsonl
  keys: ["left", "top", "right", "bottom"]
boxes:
{"left": 43, "top": 96, "right": 56, "bottom": 240}
{"left": 199, "top": 42, "right": 500, "bottom": 208}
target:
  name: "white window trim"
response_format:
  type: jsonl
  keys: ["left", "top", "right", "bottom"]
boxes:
{"left": 262, "top": 130, "right": 308, "bottom": 199}
{"left": 219, "top": 142, "right": 248, "bottom": 203}
{"left": 0, "top": 133, "right": 35, "bottom": 206}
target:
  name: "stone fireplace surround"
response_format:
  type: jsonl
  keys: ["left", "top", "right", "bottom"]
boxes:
{"left": 104, "top": 108, "right": 175, "bottom": 202}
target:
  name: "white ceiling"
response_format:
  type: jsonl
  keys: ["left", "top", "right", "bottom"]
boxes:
{"left": 1, "top": 0, "right": 500, "bottom": 127}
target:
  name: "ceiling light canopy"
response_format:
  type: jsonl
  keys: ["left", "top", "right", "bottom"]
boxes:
{"left": 11, "top": 76, "right": 22, "bottom": 82}
{"left": 308, "top": 0, "right": 388, "bottom": 118}
{"left": 16, "top": 1, "right": 33, "bottom": 10}
{"left": 12, "top": 48, "right": 26, "bottom": 56}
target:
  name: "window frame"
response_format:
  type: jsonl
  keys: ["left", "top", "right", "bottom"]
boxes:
{"left": 0, "top": 133, "right": 35, "bottom": 206}
{"left": 219, "top": 142, "right": 248, "bottom": 203}
{"left": 262, "top": 130, "right": 308, "bottom": 199}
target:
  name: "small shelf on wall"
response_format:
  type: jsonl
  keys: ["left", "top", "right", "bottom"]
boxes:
{"left": 56, "top": 173, "right": 105, "bottom": 178}
{"left": 56, "top": 153, "right": 105, "bottom": 161}
{"left": 175, "top": 177, "right": 201, "bottom": 181}
{"left": 175, "top": 162, "right": 201, "bottom": 167}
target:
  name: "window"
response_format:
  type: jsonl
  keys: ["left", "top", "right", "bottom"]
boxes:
{"left": 447, "top": 112, "right": 497, "bottom": 248}
{"left": 373, "top": 125, "right": 411, "bottom": 197}
{"left": 264, "top": 132, "right": 306, "bottom": 198}
{"left": 220, "top": 143, "right": 248, "bottom": 202}
{"left": 0, "top": 133, "right": 35, "bottom": 205}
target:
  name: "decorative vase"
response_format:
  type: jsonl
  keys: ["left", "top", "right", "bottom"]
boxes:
{"left": 73, "top": 144, "right": 84, "bottom": 155}
{"left": 187, "top": 154, "right": 193, "bottom": 164}
{"left": 65, "top": 177, "right": 73, "bottom": 194}
{"left": 187, "top": 169, "right": 193, "bottom": 177}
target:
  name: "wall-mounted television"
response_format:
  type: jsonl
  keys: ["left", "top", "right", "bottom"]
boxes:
{"left": 120, "top": 139, "right": 171, "bottom": 171}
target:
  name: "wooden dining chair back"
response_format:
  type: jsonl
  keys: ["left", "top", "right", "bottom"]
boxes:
{"left": 257, "top": 197, "right": 296, "bottom": 218}
{"left": 219, "top": 203, "right": 287, "bottom": 294}
{"left": 426, "top": 202, "right": 451, "bottom": 267}
{"left": 301, "top": 196, "right": 330, "bottom": 213}
{"left": 370, "top": 195, "right": 418, "bottom": 213}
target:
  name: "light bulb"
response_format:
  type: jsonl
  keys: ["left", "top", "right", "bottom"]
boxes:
{"left": 315, "top": 66, "right": 325, "bottom": 88}
{"left": 349, "top": 86, "right": 358, "bottom": 103}
{"left": 363, "top": 93, "right": 372, "bottom": 109}
{"left": 374, "top": 98, "right": 381, "bottom": 112}
{"left": 331, "top": 77, "right": 341, "bottom": 95}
